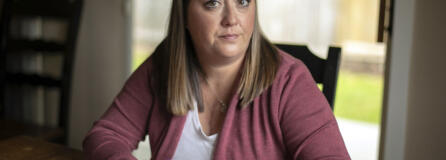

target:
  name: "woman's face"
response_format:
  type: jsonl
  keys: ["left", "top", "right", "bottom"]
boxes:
{"left": 187, "top": 0, "right": 256, "bottom": 63}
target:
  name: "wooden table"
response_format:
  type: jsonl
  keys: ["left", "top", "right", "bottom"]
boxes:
{"left": 0, "top": 136, "right": 84, "bottom": 160}
{"left": 0, "top": 119, "right": 64, "bottom": 142}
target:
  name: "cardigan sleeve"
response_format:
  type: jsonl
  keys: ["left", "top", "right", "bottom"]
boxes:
{"left": 82, "top": 57, "right": 155, "bottom": 160}
{"left": 278, "top": 61, "right": 350, "bottom": 160}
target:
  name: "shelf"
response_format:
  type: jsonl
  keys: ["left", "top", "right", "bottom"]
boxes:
{"left": 5, "top": 73, "right": 62, "bottom": 87}
{"left": 11, "top": 0, "right": 77, "bottom": 19}
{"left": 7, "top": 39, "right": 66, "bottom": 53}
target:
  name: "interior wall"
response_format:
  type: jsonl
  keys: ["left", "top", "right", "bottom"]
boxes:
{"left": 68, "top": 0, "right": 131, "bottom": 149}
{"left": 404, "top": 0, "right": 446, "bottom": 159}
{"left": 379, "top": 0, "right": 415, "bottom": 159}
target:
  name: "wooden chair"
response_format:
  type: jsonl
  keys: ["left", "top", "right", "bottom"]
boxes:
{"left": 0, "top": 0, "right": 83, "bottom": 144}
{"left": 275, "top": 44, "right": 342, "bottom": 110}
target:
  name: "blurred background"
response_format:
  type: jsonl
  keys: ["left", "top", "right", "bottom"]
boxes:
{"left": 1, "top": 0, "right": 445, "bottom": 160}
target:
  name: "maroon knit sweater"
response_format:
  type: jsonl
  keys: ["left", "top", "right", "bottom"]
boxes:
{"left": 83, "top": 49, "right": 350, "bottom": 160}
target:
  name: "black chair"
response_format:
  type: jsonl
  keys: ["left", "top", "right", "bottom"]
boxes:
{"left": 275, "top": 44, "right": 341, "bottom": 110}
{"left": 0, "top": 0, "right": 83, "bottom": 144}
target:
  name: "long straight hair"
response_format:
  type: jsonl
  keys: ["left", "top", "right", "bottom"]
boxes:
{"left": 153, "top": 0, "right": 280, "bottom": 115}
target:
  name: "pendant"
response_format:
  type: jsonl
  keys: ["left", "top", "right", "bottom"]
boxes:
{"left": 219, "top": 102, "right": 227, "bottom": 112}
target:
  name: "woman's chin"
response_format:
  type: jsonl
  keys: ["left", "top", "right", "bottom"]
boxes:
{"left": 217, "top": 50, "right": 245, "bottom": 59}
{"left": 215, "top": 46, "right": 247, "bottom": 59}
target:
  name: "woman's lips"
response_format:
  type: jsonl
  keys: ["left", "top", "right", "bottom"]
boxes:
{"left": 219, "top": 34, "right": 239, "bottom": 41}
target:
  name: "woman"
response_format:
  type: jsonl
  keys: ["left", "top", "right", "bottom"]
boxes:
{"left": 83, "top": 0, "right": 350, "bottom": 159}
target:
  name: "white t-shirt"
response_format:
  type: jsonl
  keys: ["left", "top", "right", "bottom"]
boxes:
{"left": 172, "top": 104, "right": 218, "bottom": 159}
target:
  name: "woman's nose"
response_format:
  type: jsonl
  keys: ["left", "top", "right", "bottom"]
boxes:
{"left": 221, "top": 5, "right": 238, "bottom": 27}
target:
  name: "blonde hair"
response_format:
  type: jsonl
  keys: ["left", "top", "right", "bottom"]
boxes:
{"left": 153, "top": 0, "right": 280, "bottom": 115}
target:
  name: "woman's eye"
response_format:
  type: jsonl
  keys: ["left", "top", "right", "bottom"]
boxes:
{"left": 205, "top": 0, "right": 220, "bottom": 8}
{"left": 239, "top": 0, "right": 250, "bottom": 7}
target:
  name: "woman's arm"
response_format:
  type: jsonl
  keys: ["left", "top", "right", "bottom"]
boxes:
{"left": 279, "top": 61, "right": 350, "bottom": 160}
{"left": 82, "top": 57, "right": 155, "bottom": 160}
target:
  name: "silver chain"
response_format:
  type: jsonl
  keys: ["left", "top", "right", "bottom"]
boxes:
{"left": 203, "top": 78, "right": 228, "bottom": 112}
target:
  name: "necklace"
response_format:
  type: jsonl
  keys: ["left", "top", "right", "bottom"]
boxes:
{"left": 203, "top": 78, "right": 228, "bottom": 113}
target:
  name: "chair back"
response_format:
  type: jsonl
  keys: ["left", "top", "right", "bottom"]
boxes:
{"left": 275, "top": 44, "right": 341, "bottom": 110}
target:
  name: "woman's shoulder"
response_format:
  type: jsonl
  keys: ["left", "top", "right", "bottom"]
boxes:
{"left": 122, "top": 40, "right": 167, "bottom": 93}
{"left": 132, "top": 40, "right": 168, "bottom": 78}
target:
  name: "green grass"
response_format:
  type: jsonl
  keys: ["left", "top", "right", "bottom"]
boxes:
{"left": 333, "top": 71, "right": 383, "bottom": 124}
{"left": 132, "top": 52, "right": 383, "bottom": 124}
{"left": 132, "top": 51, "right": 151, "bottom": 71}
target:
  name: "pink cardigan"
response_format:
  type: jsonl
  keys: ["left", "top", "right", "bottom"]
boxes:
{"left": 83, "top": 50, "right": 350, "bottom": 160}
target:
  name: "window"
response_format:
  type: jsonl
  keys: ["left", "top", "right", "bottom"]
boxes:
{"left": 258, "top": 1, "right": 385, "bottom": 159}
